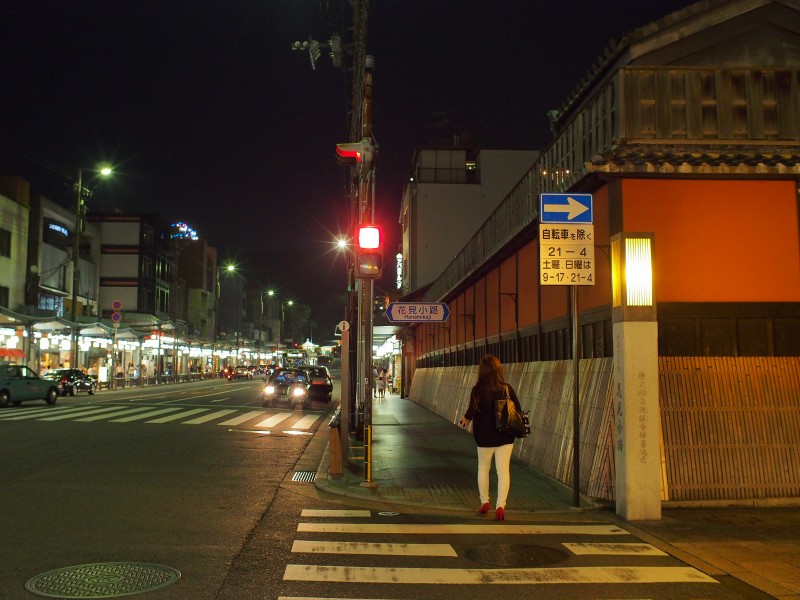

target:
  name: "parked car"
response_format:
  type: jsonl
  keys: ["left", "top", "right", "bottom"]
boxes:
{"left": 303, "top": 365, "right": 333, "bottom": 403}
{"left": 41, "top": 368, "right": 98, "bottom": 396}
{"left": 261, "top": 368, "right": 310, "bottom": 409}
{"left": 0, "top": 364, "right": 60, "bottom": 407}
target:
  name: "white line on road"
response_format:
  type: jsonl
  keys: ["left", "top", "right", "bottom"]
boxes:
{"left": 76, "top": 406, "right": 157, "bottom": 422}
{"left": 217, "top": 411, "right": 265, "bottom": 426}
{"left": 564, "top": 542, "right": 667, "bottom": 556}
{"left": 296, "top": 523, "right": 627, "bottom": 535}
{"left": 0, "top": 406, "right": 70, "bottom": 419}
{"left": 181, "top": 409, "right": 237, "bottom": 424}
{"left": 37, "top": 406, "right": 131, "bottom": 421}
{"left": 291, "top": 540, "right": 458, "bottom": 557}
{"left": 291, "top": 414, "right": 321, "bottom": 429}
{"left": 300, "top": 510, "right": 371, "bottom": 518}
{"left": 146, "top": 408, "right": 209, "bottom": 423}
{"left": 110, "top": 407, "right": 184, "bottom": 422}
{"left": 256, "top": 412, "right": 293, "bottom": 427}
{"left": 283, "top": 564, "right": 717, "bottom": 584}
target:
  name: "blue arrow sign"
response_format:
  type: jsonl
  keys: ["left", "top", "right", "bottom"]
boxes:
{"left": 539, "top": 193, "right": 593, "bottom": 224}
{"left": 385, "top": 302, "right": 450, "bottom": 323}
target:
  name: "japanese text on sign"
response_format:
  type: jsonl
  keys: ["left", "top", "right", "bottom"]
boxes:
{"left": 539, "top": 224, "right": 596, "bottom": 286}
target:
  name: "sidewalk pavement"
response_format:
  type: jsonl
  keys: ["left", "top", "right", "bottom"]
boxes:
{"left": 313, "top": 392, "right": 800, "bottom": 599}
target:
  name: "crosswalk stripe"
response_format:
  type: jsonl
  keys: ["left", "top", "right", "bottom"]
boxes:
{"left": 38, "top": 406, "right": 127, "bottom": 421}
{"left": 564, "top": 542, "right": 667, "bottom": 556}
{"left": 0, "top": 406, "right": 70, "bottom": 419}
{"left": 76, "top": 406, "right": 156, "bottom": 422}
{"left": 256, "top": 412, "right": 293, "bottom": 427}
{"left": 291, "top": 414, "right": 321, "bottom": 429}
{"left": 277, "top": 597, "right": 395, "bottom": 600}
{"left": 146, "top": 408, "right": 209, "bottom": 423}
{"left": 291, "top": 540, "right": 458, "bottom": 557}
{"left": 300, "top": 509, "right": 371, "bottom": 518}
{"left": 110, "top": 407, "right": 184, "bottom": 422}
{"left": 182, "top": 409, "right": 237, "bottom": 424}
{"left": 297, "top": 523, "right": 627, "bottom": 535}
{"left": 283, "top": 564, "right": 717, "bottom": 585}
{"left": 217, "top": 411, "right": 265, "bottom": 426}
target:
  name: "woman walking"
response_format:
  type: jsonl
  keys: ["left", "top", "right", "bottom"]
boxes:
{"left": 458, "top": 355, "right": 522, "bottom": 521}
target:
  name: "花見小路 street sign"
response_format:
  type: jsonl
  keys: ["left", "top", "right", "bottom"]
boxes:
{"left": 385, "top": 302, "right": 450, "bottom": 323}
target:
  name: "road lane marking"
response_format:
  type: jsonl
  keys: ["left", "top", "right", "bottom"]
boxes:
{"left": 283, "top": 564, "right": 717, "bottom": 584}
{"left": 181, "top": 409, "right": 237, "bottom": 424}
{"left": 291, "top": 414, "right": 321, "bottom": 429}
{"left": 110, "top": 407, "right": 185, "bottom": 422}
{"left": 564, "top": 542, "right": 667, "bottom": 556}
{"left": 300, "top": 509, "right": 371, "bottom": 518}
{"left": 37, "top": 406, "right": 129, "bottom": 421}
{"left": 297, "top": 523, "right": 627, "bottom": 535}
{"left": 256, "top": 412, "right": 293, "bottom": 427}
{"left": 0, "top": 406, "right": 71, "bottom": 419}
{"left": 147, "top": 408, "right": 209, "bottom": 423}
{"left": 291, "top": 540, "right": 458, "bottom": 557}
{"left": 218, "top": 411, "right": 265, "bottom": 426}
{"left": 76, "top": 406, "right": 157, "bottom": 422}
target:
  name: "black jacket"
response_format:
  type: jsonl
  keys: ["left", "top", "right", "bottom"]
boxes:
{"left": 465, "top": 383, "right": 522, "bottom": 447}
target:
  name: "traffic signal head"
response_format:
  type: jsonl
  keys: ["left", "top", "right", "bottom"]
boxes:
{"left": 355, "top": 224, "right": 383, "bottom": 279}
{"left": 335, "top": 138, "right": 375, "bottom": 172}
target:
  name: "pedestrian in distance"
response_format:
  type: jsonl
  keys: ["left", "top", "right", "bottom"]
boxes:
{"left": 376, "top": 369, "right": 387, "bottom": 401}
{"left": 458, "top": 354, "right": 522, "bottom": 521}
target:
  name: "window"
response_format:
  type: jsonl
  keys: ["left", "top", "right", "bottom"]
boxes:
{"left": 0, "top": 285, "right": 8, "bottom": 308}
{"left": 0, "top": 227, "right": 10, "bottom": 257}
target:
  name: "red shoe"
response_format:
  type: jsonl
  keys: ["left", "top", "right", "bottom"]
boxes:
{"left": 494, "top": 507, "right": 505, "bottom": 521}
{"left": 476, "top": 502, "right": 490, "bottom": 515}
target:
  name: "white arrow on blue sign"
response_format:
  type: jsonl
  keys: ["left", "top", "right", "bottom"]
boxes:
{"left": 539, "top": 193, "right": 593, "bottom": 224}
{"left": 385, "top": 302, "right": 450, "bottom": 323}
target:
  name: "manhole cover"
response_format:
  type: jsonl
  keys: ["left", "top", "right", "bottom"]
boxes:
{"left": 465, "top": 543, "right": 569, "bottom": 567}
{"left": 25, "top": 562, "right": 181, "bottom": 598}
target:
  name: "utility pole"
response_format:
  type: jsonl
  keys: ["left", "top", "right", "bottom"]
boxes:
{"left": 69, "top": 168, "right": 84, "bottom": 369}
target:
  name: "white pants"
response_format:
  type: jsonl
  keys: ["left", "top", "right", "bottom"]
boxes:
{"left": 476, "top": 443, "right": 514, "bottom": 508}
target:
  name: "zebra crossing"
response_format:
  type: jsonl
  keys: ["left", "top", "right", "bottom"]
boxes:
{"left": 0, "top": 403, "right": 324, "bottom": 431}
{"left": 278, "top": 509, "right": 722, "bottom": 599}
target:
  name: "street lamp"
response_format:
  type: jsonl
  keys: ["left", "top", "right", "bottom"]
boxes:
{"left": 70, "top": 165, "right": 112, "bottom": 368}
{"left": 214, "top": 263, "right": 238, "bottom": 370}
{"left": 265, "top": 290, "right": 293, "bottom": 365}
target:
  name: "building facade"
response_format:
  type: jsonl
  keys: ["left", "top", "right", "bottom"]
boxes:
{"left": 404, "top": 0, "right": 800, "bottom": 504}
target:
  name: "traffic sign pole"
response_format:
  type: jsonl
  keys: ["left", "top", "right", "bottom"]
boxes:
{"left": 539, "top": 194, "right": 594, "bottom": 508}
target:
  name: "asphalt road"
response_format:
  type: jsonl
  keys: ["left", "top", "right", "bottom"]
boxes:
{"left": 0, "top": 378, "right": 333, "bottom": 599}
{"left": 0, "top": 379, "right": 770, "bottom": 600}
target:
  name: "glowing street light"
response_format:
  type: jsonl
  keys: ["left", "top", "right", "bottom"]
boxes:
{"left": 70, "top": 165, "right": 112, "bottom": 368}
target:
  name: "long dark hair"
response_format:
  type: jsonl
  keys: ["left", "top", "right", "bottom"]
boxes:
{"left": 471, "top": 355, "right": 506, "bottom": 411}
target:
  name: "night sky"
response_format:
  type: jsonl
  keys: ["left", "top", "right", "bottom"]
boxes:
{"left": 1, "top": 0, "right": 695, "bottom": 335}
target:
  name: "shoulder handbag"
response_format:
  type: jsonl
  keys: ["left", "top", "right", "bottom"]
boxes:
{"left": 495, "top": 385, "right": 531, "bottom": 439}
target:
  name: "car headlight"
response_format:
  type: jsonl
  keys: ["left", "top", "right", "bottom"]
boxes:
{"left": 264, "top": 385, "right": 275, "bottom": 395}
{"left": 292, "top": 386, "right": 305, "bottom": 397}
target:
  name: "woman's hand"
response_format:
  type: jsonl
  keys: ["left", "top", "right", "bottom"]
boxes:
{"left": 458, "top": 417, "right": 470, "bottom": 429}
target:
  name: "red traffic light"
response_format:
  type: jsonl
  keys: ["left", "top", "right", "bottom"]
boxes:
{"left": 355, "top": 225, "right": 383, "bottom": 278}
{"left": 358, "top": 225, "right": 381, "bottom": 249}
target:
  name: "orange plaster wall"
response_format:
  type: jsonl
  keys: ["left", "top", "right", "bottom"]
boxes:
{"left": 486, "top": 270, "right": 499, "bottom": 336}
{"left": 475, "top": 277, "right": 487, "bottom": 338}
{"left": 622, "top": 179, "right": 800, "bottom": 302}
{"left": 518, "top": 243, "right": 539, "bottom": 326}
{"left": 500, "top": 255, "right": 517, "bottom": 333}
